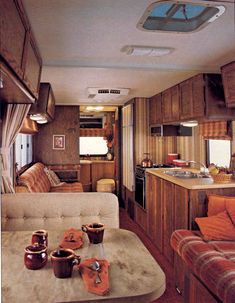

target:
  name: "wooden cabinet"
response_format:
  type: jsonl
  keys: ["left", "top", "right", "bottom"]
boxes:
{"left": 135, "top": 204, "right": 147, "bottom": 232}
{"left": 0, "top": 0, "right": 42, "bottom": 101}
{"left": 149, "top": 73, "right": 235, "bottom": 124}
{"left": 91, "top": 161, "right": 115, "bottom": 191}
{"left": 162, "top": 85, "right": 180, "bottom": 123}
{"left": 80, "top": 162, "right": 92, "bottom": 192}
{"left": 23, "top": 37, "right": 42, "bottom": 97}
{"left": 146, "top": 173, "right": 163, "bottom": 252}
{"left": 221, "top": 61, "right": 235, "bottom": 108}
{"left": 149, "top": 94, "right": 162, "bottom": 125}
{"left": 30, "top": 83, "right": 56, "bottom": 121}
{"left": 179, "top": 75, "right": 205, "bottom": 120}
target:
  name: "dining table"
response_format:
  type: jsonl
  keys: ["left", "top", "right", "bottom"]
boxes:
{"left": 2, "top": 228, "right": 166, "bottom": 303}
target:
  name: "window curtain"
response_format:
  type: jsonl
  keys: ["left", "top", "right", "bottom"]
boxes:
{"left": 1, "top": 104, "right": 31, "bottom": 193}
{"left": 199, "top": 121, "right": 232, "bottom": 140}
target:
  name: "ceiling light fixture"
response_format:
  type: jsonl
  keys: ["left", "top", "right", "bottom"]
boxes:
{"left": 122, "top": 45, "right": 174, "bottom": 57}
{"left": 180, "top": 121, "right": 198, "bottom": 127}
{"left": 36, "top": 118, "right": 48, "bottom": 124}
{"left": 86, "top": 106, "right": 104, "bottom": 111}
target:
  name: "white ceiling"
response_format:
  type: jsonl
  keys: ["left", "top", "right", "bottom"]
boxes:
{"left": 22, "top": 0, "right": 235, "bottom": 106}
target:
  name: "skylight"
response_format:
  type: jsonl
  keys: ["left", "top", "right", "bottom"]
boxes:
{"left": 137, "top": 1, "right": 226, "bottom": 33}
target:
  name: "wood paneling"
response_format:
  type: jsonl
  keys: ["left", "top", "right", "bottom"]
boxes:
{"left": 34, "top": 106, "right": 80, "bottom": 165}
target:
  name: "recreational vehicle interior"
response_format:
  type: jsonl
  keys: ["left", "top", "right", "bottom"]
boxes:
{"left": 1, "top": 0, "right": 235, "bottom": 302}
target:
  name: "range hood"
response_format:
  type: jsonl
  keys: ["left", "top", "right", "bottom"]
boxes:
{"left": 151, "top": 125, "right": 192, "bottom": 137}
{"left": 29, "top": 83, "right": 55, "bottom": 124}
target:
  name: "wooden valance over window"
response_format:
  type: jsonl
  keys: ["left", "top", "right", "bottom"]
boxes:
{"left": 20, "top": 117, "right": 38, "bottom": 134}
{"left": 80, "top": 128, "right": 105, "bottom": 137}
{"left": 199, "top": 121, "right": 232, "bottom": 140}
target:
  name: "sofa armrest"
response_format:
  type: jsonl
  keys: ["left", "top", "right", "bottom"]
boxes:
{"left": 171, "top": 230, "right": 235, "bottom": 303}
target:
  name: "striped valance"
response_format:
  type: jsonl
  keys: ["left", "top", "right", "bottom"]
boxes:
{"left": 199, "top": 121, "right": 232, "bottom": 140}
{"left": 80, "top": 128, "right": 105, "bottom": 137}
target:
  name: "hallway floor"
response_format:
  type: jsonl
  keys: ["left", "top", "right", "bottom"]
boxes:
{"left": 119, "top": 208, "right": 183, "bottom": 303}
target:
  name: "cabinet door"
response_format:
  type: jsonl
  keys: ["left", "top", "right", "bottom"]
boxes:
{"left": 222, "top": 61, "right": 235, "bottom": 108}
{"left": 162, "top": 88, "right": 172, "bottom": 123}
{"left": 0, "top": 0, "right": 27, "bottom": 78}
{"left": 171, "top": 85, "right": 180, "bottom": 121}
{"left": 163, "top": 180, "right": 174, "bottom": 265}
{"left": 173, "top": 185, "right": 189, "bottom": 294}
{"left": 180, "top": 79, "right": 193, "bottom": 120}
{"left": 149, "top": 94, "right": 162, "bottom": 125}
{"left": 192, "top": 74, "right": 205, "bottom": 118}
{"left": 23, "top": 35, "right": 42, "bottom": 97}
{"left": 146, "top": 174, "right": 163, "bottom": 252}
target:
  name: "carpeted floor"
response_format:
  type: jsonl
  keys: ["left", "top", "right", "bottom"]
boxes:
{"left": 119, "top": 207, "right": 183, "bottom": 303}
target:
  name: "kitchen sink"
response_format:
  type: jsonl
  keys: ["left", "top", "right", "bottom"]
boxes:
{"left": 164, "top": 170, "right": 207, "bottom": 179}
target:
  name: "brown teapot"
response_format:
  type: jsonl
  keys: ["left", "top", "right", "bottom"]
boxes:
{"left": 141, "top": 153, "right": 153, "bottom": 168}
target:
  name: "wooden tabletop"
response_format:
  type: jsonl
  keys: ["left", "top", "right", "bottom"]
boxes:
{"left": 2, "top": 229, "right": 165, "bottom": 303}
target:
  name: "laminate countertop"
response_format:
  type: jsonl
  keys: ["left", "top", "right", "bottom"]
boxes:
{"left": 146, "top": 168, "right": 235, "bottom": 190}
{"left": 80, "top": 160, "right": 114, "bottom": 164}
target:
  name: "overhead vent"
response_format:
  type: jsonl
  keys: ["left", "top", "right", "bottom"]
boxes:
{"left": 87, "top": 87, "right": 130, "bottom": 101}
{"left": 137, "top": 1, "right": 226, "bottom": 33}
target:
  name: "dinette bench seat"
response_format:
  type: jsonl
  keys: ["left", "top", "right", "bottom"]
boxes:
{"left": 1, "top": 192, "right": 119, "bottom": 231}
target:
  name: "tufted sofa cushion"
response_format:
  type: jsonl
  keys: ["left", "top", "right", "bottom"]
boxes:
{"left": 2, "top": 192, "right": 119, "bottom": 231}
{"left": 17, "top": 162, "right": 83, "bottom": 193}
{"left": 171, "top": 229, "right": 235, "bottom": 303}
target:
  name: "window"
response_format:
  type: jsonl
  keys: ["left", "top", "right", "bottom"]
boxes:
{"left": 79, "top": 137, "right": 108, "bottom": 155}
{"left": 15, "top": 134, "right": 33, "bottom": 170}
{"left": 207, "top": 140, "right": 231, "bottom": 167}
{"left": 137, "top": 1, "right": 225, "bottom": 33}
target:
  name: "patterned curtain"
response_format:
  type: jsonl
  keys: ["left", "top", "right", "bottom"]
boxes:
{"left": 1, "top": 104, "right": 31, "bottom": 193}
{"left": 199, "top": 121, "right": 232, "bottom": 140}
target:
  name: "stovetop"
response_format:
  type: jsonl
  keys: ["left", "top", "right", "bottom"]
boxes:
{"left": 136, "top": 164, "right": 174, "bottom": 170}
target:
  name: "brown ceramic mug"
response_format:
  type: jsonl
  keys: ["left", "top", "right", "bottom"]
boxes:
{"left": 32, "top": 229, "right": 48, "bottom": 247}
{"left": 82, "top": 223, "right": 105, "bottom": 244}
{"left": 24, "top": 243, "right": 48, "bottom": 270}
{"left": 50, "top": 249, "right": 81, "bottom": 278}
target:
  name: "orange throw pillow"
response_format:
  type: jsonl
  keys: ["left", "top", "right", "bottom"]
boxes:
{"left": 195, "top": 211, "right": 235, "bottom": 241}
{"left": 226, "top": 200, "right": 235, "bottom": 225}
{"left": 207, "top": 195, "right": 235, "bottom": 216}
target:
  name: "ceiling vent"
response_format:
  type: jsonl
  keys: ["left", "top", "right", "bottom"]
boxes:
{"left": 87, "top": 87, "right": 130, "bottom": 101}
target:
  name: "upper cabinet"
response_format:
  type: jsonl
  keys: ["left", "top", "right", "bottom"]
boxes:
{"left": 179, "top": 74, "right": 204, "bottom": 120}
{"left": 0, "top": 0, "right": 42, "bottom": 102}
{"left": 221, "top": 61, "right": 235, "bottom": 108}
{"left": 149, "top": 73, "right": 235, "bottom": 125}
{"left": 149, "top": 93, "right": 162, "bottom": 125}
{"left": 162, "top": 85, "right": 180, "bottom": 123}
{"left": 29, "top": 83, "right": 56, "bottom": 122}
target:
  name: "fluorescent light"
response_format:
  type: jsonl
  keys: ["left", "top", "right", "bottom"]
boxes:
{"left": 36, "top": 118, "right": 48, "bottom": 124}
{"left": 122, "top": 45, "right": 174, "bottom": 57}
{"left": 86, "top": 106, "right": 104, "bottom": 111}
{"left": 180, "top": 121, "right": 198, "bottom": 127}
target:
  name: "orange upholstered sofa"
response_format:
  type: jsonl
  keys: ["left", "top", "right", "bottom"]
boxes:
{"left": 16, "top": 162, "right": 83, "bottom": 193}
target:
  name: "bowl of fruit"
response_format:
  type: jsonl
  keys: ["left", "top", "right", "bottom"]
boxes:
{"left": 208, "top": 164, "right": 233, "bottom": 183}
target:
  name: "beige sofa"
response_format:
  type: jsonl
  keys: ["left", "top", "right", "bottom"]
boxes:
{"left": 2, "top": 192, "right": 119, "bottom": 231}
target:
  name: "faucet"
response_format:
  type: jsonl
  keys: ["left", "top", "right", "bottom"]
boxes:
{"left": 185, "top": 160, "right": 209, "bottom": 174}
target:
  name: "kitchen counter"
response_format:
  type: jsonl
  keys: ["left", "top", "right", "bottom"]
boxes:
{"left": 80, "top": 160, "right": 114, "bottom": 164}
{"left": 146, "top": 168, "right": 235, "bottom": 190}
